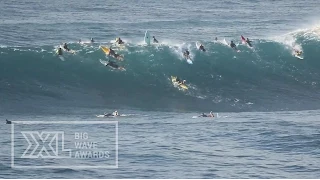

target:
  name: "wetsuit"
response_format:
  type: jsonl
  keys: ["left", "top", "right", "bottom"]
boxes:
{"left": 246, "top": 40, "right": 252, "bottom": 47}
{"left": 57, "top": 49, "right": 63, "bottom": 55}
{"left": 153, "top": 38, "right": 158, "bottom": 43}
{"left": 6, "top": 119, "right": 11, "bottom": 124}
{"left": 63, "top": 44, "right": 70, "bottom": 51}
{"left": 199, "top": 114, "right": 208, "bottom": 117}
{"left": 109, "top": 48, "right": 116, "bottom": 56}
{"left": 117, "top": 39, "right": 124, "bottom": 44}
{"left": 106, "top": 61, "right": 119, "bottom": 69}
{"left": 199, "top": 45, "right": 206, "bottom": 52}
{"left": 184, "top": 51, "right": 190, "bottom": 57}
{"left": 176, "top": 77, "right": 183, "bottom": 84}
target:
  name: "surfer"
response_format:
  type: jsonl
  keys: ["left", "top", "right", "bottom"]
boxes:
{"left": 215, "top": 37, "right": 218, "bottom": 41}
{"left": 179, "top": 80, "right": 186, "bottom": 85}
{"left": 175, "top": 77, "right": 186, "bottom": 85}
{"left": 78, "top": 39, "right": 82, "bottom": 44}
{"left": 90, "top": 38, "right": 94, "bottom": 43}
{"left": 112, "top": 110, "right": 119, "bottom": 116}
{"left": 246, "top": 38, "right": 252, "bottom": 47}
{"left": 199, "top": 44, "right": 206, "bottom": 52}
{"left": 109, "top": 47, "right": 116, "bottom": 56}
{"left": 115, "top": 37, "right": 124, "bottom": 45}
{"left": 105, "top": 60, "right": 125, "bottom": 71}
{"left": 199, "top": 111, "right": 214, "bottom": 118}
{"left": 230, "top": 41, "right": 238, "bottom": 50}
{"left": 153, "top": 36, "right": 158, "bottom": 43}
{"left": 63, "top": 43, "right": 70, "bottom": 51}
{"left": 183, "top": 50, "right": 190, "bottom": 59}
{"left": 103, "top": 110, "right": 119, "bottom": 117}
{"left": 295, "top": 50, "right": 302, "bottom": 56}
{"left": 6, "top": 119, "right": 11, "bottom": 124}
{"left": 56, "top": 47, "right": 63, "bottom": 55}
{"left": 108, "top": 47, "right": 123, "bottom": 60}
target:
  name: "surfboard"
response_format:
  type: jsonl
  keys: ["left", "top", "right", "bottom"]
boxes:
{"left": 96, "top": 114, "right": 127, "bottom": 118}
{"left": 144, "top": 30, "right": 151, "bottom": 45}
{"left": 241, "top": 35, "right": 246, "bottom": 44}
{"left": 223, "top": 38, "right": 229, "bottom": 46}
{"left": 294, "top": 54, "right": 304, "bottom": 60}
{"left": 196, "top": 41, "right": 201, "bottom": 49}
{"left": 100, "top": 59, "right": 107, "bottom": 65}
{"left": 101, "top": 46, "right": 110, "bottom": 55}
{"left": 99, "top": 59, "right": 126, "bottom": 71}
{"left": 171, "top": 76, "right": 188, "bottom": 90}
{"left": 186, "top": 59, "right": 193, "bottom": 64}
{"left": 96, "top": 114, "right": 117, "bottom": 118}
{"left": 58, "top": 56, "right": 65, "bottom": 61}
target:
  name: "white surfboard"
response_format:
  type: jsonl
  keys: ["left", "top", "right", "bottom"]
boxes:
{"left": 96, "top": 114, "right": 126, "bottom": 118}
{"left": 144, "top": 30, "right": 151, "bottom": 45}
{"left": 294, "top": 54, "right": 304, "bottom": 60}
{"left": 58, "top": 56, "right": 65, "bottom": 61}
{"left": 196, "top": 41, "right": 201, "bottom": 49}
{"left": 99, "top": 59, "right": 108, "bottom": 66}
{"left": 223, "top": 38, "right": 229, "bottom": 46}
{"left": 60, "top": 45, "right": 76, "bottom": 54}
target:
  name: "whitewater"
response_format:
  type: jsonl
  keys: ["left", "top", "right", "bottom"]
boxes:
{"left": 0, "top": 0, "right": 320, "bottom": 178}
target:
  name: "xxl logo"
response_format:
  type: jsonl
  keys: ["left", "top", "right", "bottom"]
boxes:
{"left": 21, "top": 131, "right": 71, "bottom": 158}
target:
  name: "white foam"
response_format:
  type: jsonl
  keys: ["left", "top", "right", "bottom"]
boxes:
{"left": 271, "top": 33, "right": 303, "bottom": 53}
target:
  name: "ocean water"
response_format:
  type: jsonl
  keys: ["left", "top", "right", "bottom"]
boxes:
{"left": 1, "top": 0, "right": 320, "bottom": 178}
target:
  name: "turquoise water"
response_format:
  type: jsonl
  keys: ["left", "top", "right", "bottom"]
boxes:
{"left": 1, "top": 0, "right": 320, "bottom": 178}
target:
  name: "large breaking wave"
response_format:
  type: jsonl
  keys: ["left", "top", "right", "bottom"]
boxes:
{"left": 1, "top": 28, "right": 320, "bottom": 112}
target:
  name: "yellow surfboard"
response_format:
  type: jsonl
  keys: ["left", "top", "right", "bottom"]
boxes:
{"left": 101, "top": 46, "right": 110, "bottom": 55}
{"left": 171, "top": 76, "right": 188, "bottom": 90}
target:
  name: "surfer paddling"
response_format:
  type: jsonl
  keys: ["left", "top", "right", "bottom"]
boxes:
{"left": 198, "top": 111, "right": 214, "bottom": 118}
{"left": 230, "top": 41, "right": 238, "bottom": 51}
{"left": 109, "top": 47, "right": 124, "bottom": 61}
{"left": 104, "top": 60, "right": 126, "bottom": 71}
{"left": 183, "top": 50, "right": 190, "bottom": 59}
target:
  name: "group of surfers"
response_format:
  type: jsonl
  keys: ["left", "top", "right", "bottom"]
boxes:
{"left": 56, "top": 35, "right": 303, "bottom": 61}
{"left": 103, "top": 36, "right": 158, "bottom": 70}
{"left": 182, "top": 36, "right": 302, "bottom": 59}
{"left": 5, "top": 109, "right": 214, "bottom": 123}
{"left": 100, "top": 110, "right": 214, "bottom": 118}
{"left": 182, "top": 37, "right": 251, "bottom": 59}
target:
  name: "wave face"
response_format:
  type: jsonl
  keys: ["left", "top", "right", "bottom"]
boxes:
{"left": 1, "top": 33, "right": 320, "bottom": 112}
